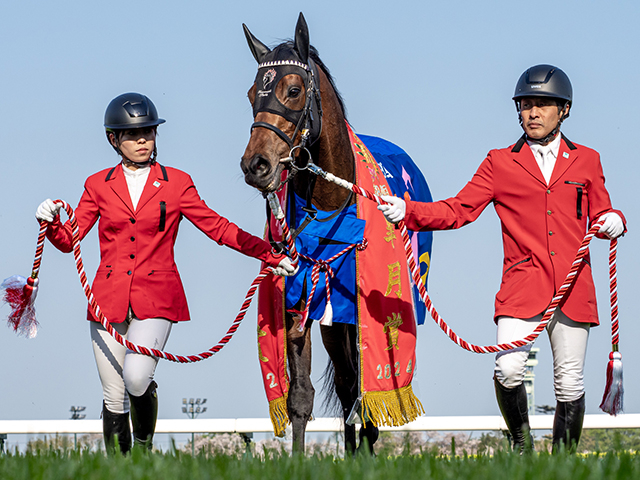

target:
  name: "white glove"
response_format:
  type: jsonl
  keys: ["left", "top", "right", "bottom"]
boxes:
{"left": 598, "top": 212, "right": 624, "bottom": 239}
{"left": 377, "top": 195, "right": 406, "bottom": 224}
{"left": 35, "top": 199, "right": 61, "bottom": 222}
{"left": 272, "top": 257, "right": 299, "bottom": 276}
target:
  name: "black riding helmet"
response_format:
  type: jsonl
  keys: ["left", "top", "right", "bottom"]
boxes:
{"left": 105, "top": 92, "right": 165, "bottom": 130}
{"left": 105, "top": 93, "right": 165, "bottom": 159}
{"left": 513, "top": 64, "right": 572, "bottom": 104}
{"left": 513, "top": 65, "right": 572, "bottom": 144}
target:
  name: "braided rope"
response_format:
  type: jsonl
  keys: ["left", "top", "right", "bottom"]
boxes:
{"left": 307, "top": 162, "right": 619, "bottom": 354}
{"left": 29, "top": 198, "right": 294, "bottom": 363}
{"left": 297, "top": 244, "right": 356, "bottom": 322}
{"left": 609, "top": 239, "right": 619, "bottom": 347}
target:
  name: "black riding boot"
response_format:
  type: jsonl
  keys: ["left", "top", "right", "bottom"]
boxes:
{"left": 494, "top": 377, "right": 533, "bottom": 453}
{"left": 552, "top": 393, "right": 585, "bottom": 452}
{"left": 102, "top": 403, "right": 132, "bottom": 455}
{"left": 129, "top": 381, "right": 158, "bottom": 451}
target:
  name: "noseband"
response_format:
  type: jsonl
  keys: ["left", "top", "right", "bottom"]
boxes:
{"left": 251, "top": 58, "right": 323, "bottom": 172}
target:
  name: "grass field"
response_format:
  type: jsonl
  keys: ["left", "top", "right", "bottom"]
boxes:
{"left": 1, "top": 449, "right": 639, "bottom": 480}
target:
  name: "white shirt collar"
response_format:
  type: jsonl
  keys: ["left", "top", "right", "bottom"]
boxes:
{"left": 527, "top": 133, "right": 562, "bottom": 159}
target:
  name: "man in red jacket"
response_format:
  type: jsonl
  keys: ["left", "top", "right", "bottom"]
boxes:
{"left": 378, "top": 65, "right": 626, "bottom": 452}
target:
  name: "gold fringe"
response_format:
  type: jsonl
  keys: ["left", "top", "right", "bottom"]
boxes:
{"left": 362, "top": 384, "right": 425, "bottom": 427}
{"left": 268, "top": 394, "right": 289, "bottom": 437}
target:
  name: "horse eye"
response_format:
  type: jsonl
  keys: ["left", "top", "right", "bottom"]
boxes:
{"left": 289, "top": 87, "right": 302, "bottom": 98}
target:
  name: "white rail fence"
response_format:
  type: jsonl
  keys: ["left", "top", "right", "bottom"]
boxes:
{"left": 2, "top": 414, "right": 640, "bottom": 436}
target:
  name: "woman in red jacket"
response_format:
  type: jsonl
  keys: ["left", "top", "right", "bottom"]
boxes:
{"left": 35, "top": 93, "right": 296, "bottom": 454}
{"left": 379, "top": 66, "right": 625, "bottom": 453}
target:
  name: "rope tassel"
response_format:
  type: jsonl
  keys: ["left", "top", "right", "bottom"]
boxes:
{"left": 2, "top": 274, "right": 39, "bottom": 338}
{"left": 319, "top": 300, "right": 333, "bottom": 326}
{"left": 600, "top": 350, "right": 623, "bottom": 415}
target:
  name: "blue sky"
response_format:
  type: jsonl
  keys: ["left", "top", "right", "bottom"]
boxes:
{"left": 1, "top": 0, "right": 639, "bottom": 446}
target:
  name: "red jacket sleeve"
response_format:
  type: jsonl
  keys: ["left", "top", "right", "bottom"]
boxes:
{"left": 178, "top": 176, "right": 283, "bottom": 267}
{"left": 404, "top": 156, "right": 495, "bottom": 232}
{"left": 587, "top": 153, "right": 627, "bottom": 238}
{"left": 44, "top": 182, "right": 100, "bottom": 253}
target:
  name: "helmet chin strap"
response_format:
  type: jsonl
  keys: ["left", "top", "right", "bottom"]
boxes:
{"left": 122, "top": 157, "right": 155, "bottom": 169}
{"left": 525, "top": 122, "right": 562, "bottom": 145}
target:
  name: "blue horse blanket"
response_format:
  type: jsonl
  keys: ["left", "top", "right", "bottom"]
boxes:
{"left": 285, "top": 134, "right": 433, "bottom": 325}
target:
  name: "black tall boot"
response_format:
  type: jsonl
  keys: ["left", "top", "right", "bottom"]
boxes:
{"left": 552, "top": 393, "right": 585, "bottom": 452}
{"left": 102, "top": 403, "right": 132, "bottom": 455}
{"left": 129, "top": 381, "right": 158, "bottom": 451}
{"left": 494, "top": 377, "right": 533, "bottom": 453}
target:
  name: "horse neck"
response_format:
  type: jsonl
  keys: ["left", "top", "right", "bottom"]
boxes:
{"left": 294, "top": 85, "right": 354, "bottom": 212}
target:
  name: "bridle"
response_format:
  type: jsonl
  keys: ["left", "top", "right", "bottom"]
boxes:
{"left": 250, "top": 55, "right": 355, "bottom": 251}
{"left": 250, "top": 58, "right": 323, "bottom": 179}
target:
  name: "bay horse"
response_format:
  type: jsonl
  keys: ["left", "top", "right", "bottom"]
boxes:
{"left": 241, "top": 13, "right": 381, "bottom": 454}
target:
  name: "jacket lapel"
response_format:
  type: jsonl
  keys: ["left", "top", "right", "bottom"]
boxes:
{"left": 106, "top": 164, "right": 135, "bottom": 216}
{"left": 548, "top": 135, "right": 579, "bottom": 187}
{"left": 135, "top": 162, "right": 166, "bottom": 213}
{"left": 510, "top": 135, "right": 547, "bottom": 186}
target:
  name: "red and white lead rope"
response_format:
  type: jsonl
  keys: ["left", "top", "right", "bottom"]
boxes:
{"left": 307, "top": 162, "right": 623, "bottom": 414}
{"left": 3, "top": 197, "right": 297, "bottom": 364}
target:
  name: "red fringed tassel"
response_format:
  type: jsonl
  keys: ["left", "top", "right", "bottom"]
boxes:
{"left": 599, "top": 350, "right": 623, "bottom": 415}
{"left": 1, "top": 274, "right": 39, "bottom": 338}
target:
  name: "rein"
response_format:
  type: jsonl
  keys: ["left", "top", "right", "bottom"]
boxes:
{"left": 5, "top": 198, "right": 298, "bottom": 364}
{"left": 303, "top": 161, "right": 620, "bottom": 354}
{"left": 297, "top": 160, "right": 623, "bottom": 414}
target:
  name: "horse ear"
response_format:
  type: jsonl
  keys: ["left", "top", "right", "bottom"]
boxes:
{"left": 243, "top": 23, "right": 270, "bottom": 64}
{"left": 293, "top": 12, "right": 310, "bottom": 64}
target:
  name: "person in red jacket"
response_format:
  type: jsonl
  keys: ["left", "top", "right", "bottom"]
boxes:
{"left": 35, "top": 93, "right": 296, "bottom": 454}
{"left": 378, "top": 65, "right": 626, "bottom": 453}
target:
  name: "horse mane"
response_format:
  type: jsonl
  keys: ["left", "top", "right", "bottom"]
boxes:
{"left": 272, "top": 41, "right": 348, "bottom": 120}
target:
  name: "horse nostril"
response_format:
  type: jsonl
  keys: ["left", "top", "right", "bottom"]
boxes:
{"left": 249, "top": 155, "right": 272, "bottom": 177}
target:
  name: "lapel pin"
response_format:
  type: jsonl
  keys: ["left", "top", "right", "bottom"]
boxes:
{"left": 563, "top": 152, "right": 569, "bottom": 159}
{"left": 153, "top": 181, "right": 161, "bottom": 188}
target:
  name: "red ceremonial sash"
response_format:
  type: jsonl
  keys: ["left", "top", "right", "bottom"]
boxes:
{"left": 348, "top": 125, "right": 423, "bottom": 426}
{"left": 257, "top": 125, "right": 423, "bottom": 435}
{"left": 257, "top": 185, "right": 290, "bottom": 437}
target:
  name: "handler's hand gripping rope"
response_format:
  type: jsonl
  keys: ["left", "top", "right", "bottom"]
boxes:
{"left": 3, "top": 198, "right": 297, "bottom": 364}
{"left": 307, "top": 161, "right": 624, "bottom": 415}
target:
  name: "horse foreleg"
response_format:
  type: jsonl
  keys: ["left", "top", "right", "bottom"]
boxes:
{"left": 286, "top": 314, "right": 314, "bottom": 453}
{"left": 357, "top": 421, "right": 379, "bottom": 455}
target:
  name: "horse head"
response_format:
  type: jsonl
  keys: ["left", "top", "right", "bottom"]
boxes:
{"left": 241, "top": 13, "right": 325, "bottom": 193}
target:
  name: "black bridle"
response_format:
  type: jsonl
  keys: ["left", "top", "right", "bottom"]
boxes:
{"left": 251, "top": 58, "right": 323, "bottom": 170}
{"left": 251, "top": 55, "right": 354, "bottom": 252}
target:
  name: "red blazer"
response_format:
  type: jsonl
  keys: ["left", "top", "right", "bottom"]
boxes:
{"left": 404, "top": 135, "right": 626, "bottom": 324}
{"left": 46, "top": 162, "right": 282, "bottom": 323}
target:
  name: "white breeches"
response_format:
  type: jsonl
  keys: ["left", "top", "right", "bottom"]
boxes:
{"left": 494, "top": 309, "right": 590, "bottom": 402}
{"left": 90, "top": 314, "right": 173, "bottom": 414}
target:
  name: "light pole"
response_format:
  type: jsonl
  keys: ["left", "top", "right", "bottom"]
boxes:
{"left": 182, "top": 398, "right": 207, "bottom": 455}
{"left": 524, "top": 348, "right": 539, "bottom": 415}
{"left": 70, "top": 406, "right": 86, "bottom": 449}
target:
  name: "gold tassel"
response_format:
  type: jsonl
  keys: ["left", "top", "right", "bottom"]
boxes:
{"left": 268, "top": 395, "right": 289, "bottom": 437}
{"left": 362, "top": 385, "right": 424, "bottom": 427}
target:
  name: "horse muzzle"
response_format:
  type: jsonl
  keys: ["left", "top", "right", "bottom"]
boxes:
{"left": 241, "top": 154, "right": 283, "bottom": 192}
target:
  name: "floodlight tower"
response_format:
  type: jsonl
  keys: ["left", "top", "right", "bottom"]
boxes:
{"left": 524, "top": 348, "right": 540, "bottom": 415}
{"left": 70, "top": 406, "right": 86, "bottom": 449}
{"left": 182, "top": 398, "right": 207, "bottom": 455}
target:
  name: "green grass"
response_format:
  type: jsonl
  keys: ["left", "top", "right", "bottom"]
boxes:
{"left": 1, "top": 449, "right": 639, "bottom": 480}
